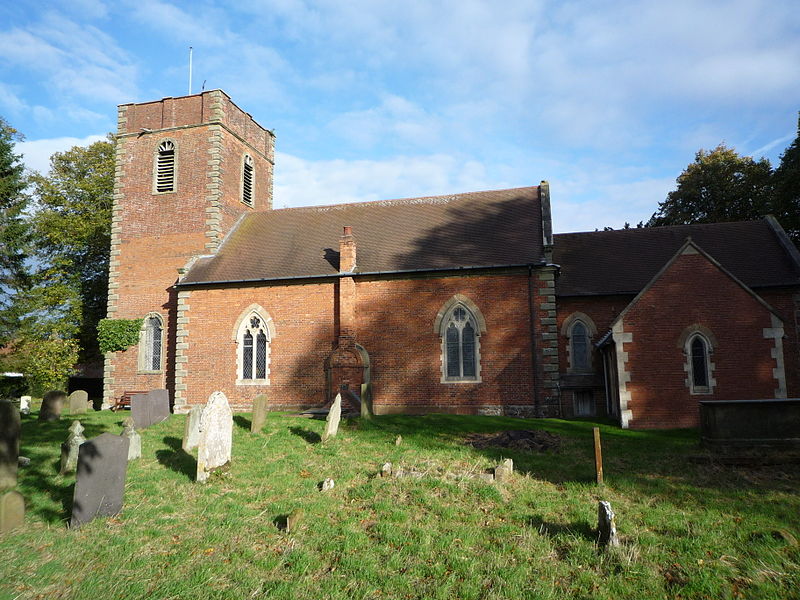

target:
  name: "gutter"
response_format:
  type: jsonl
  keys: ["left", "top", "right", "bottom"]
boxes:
{"left": 176, "top": 262, "right": 551, "bottom": 288}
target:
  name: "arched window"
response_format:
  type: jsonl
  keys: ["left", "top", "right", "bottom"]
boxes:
{"left": 237, "top": 312, "right": 270, "bottom": 383}
{"left": 678, "top": 326, "right": 717, "bottom": 395}
{"left": 689, "top": 334, "right": 710, "bottom": 391}
{"left": 436, "top": 301, "right": 484, "bottom": 382}
{"left": 242, "top": 154, "right": 254, "bottom": 207}
{"left": 138, "top": 313, "right": 164, "bottom": 372}
{"left": 570, "top": 321, "right": 591, "bottom": 371}
{"left": 155, "top": 140, "right": 176, "bottom": 193}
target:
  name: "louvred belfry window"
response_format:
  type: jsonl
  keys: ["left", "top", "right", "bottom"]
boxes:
{"left": 444, "top": 306, "right": 478, "bottom": 380}
{"left": 240, "top": 314, "right": 269, "bottom": 381}
{"left": 156, "top": 141, "right": 175, "bottom": 192}
{"left": 242, "top": 154, "right": 254, "bottom": 206}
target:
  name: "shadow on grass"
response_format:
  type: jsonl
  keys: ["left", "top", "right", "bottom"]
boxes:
{"left": 156, "top": 436, "right": 196, "bottom": 481}
{"left": 233, "top": 415, "right": 251, "bottom": 430}
{"left": 526, "top": 515, "right": 597, "bottom": 542}
{"left": 273, "top": 514, "right": 288, "bottom": 531}
{"left": 289, "top": 426, "right": 321, "bottom": 444}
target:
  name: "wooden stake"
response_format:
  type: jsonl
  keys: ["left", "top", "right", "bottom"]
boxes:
{"left": 593, "top": 427, "right": 604, "bottom": 485}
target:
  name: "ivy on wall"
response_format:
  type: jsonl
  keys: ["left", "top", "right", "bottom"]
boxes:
{"left": 97, "top": 318, "right": 143, "bottom": 354}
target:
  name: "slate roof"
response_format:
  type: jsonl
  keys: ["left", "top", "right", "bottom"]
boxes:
{"left": 554, "top": 219, "right": 800, "bottom": 296}
{"left": 181, "top": 187, "right": 545, "bottom": 284}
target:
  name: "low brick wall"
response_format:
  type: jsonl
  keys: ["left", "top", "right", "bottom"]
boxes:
{"left": 700, "top": 399, "right": 800, "bottom": 446}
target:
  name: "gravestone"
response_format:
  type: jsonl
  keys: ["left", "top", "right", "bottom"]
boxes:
{"left": 131, "top": 389, "right": 170, "bottom": 430}
{"left": 70, "top": 432, "right": 130, "bottom": 528}
{"left": 196, "top": 391, "right": 233, "bottom": 483}
{"left": 395, "top": 435, "right": 403, "bottom": 446}
{"left": 285, "top": 508, "right": 303, "bottom": 533}
{"left": 321, "top": 393, "right": 342, "bottom": 443}
{"left": 39, "top": 390, "right": 66, "bottom": 422}
{"left": 0, "top": 400, "right": 21, "bottom": 490}
{"left": 494, "top": 458, "right": 514, "bottom": 483}
{"left": 19, "top": 396, "right": 31, "bottom": 416}
{"left": 321, "top": 478, "right": 335, "bottom": 491}
{"left": 60, "top": 421, "right": 86, "bottom": 475}
{"left": 68, "top": 390, "right": 89, "bottom": 415}
{"left": 122, "top": 418, "right": 141, "bottom": 461}
{"left": 380, "top": 462, "right": 392, "bottom": 477}
{"left": 0, "top": 490, "right": 24, "bottom": 533}
{"left": 597, "top": 501, "right": 620, "bottom": 547}
{"left": 182, "top": 406, "right": 202, "bottom": 451}
{"left": 250, "top": 394, "right": 269, "bottom": 433}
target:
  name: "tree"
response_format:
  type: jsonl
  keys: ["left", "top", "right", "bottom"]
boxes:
{"left": 0, "top": 117, "right": 29, "bottom": 346}
{"left": 772, "top": 114, "right": 800, "bottom": 243}
{"left": 648, "top": 144, "right": 774, "bottom": 228}
{"left": 25, "top": 137, "right": 114, "bottom": 364}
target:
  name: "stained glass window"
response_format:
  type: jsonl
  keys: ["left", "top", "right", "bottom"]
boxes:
{"left": 443, "top": 304, "right": 479, "bottom": 381}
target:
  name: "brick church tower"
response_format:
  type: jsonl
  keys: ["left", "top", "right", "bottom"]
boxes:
{"left": 102, "top": 90, "right": 275, "bottom": 409}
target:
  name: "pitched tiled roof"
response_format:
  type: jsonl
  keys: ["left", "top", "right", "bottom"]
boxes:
{"left": 181, "top": 187, "right": 545, "bottom": 284}
{"left": 554, "top": 219, "right": 800, "bottom": 296}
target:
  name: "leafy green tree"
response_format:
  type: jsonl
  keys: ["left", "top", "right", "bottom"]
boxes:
{"left": 26, "top": 137, "right": 114, "bottom": 363}
{"left": 0, "top": 117, "right": 29, "bottom": 346}
{"left": 772, "top": 114, "right": 800, "bottom": 243}
{"left": 19, "top": 336, "right": 79, "bottom": 393}
{"left": 648, "top": 144, "right": 774, "bottom": 228}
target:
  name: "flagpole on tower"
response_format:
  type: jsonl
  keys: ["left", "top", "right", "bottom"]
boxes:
{"left": 188, "top": 46, "right": 193, "bottom": 95}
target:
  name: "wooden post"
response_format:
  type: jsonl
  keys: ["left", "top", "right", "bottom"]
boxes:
{"left": 593, "top": 427, "right": 604, "bottom": 485}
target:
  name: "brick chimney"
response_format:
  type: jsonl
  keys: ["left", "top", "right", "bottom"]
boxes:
{"left": 339, "top": 226, "right": 356, "bottom": 273}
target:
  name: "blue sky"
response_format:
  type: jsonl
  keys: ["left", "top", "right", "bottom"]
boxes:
{"left": 1, "top": 0, "right": 798, "bottom": 232}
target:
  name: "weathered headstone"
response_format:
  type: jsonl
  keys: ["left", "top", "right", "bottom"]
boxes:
{"left": 131, "top": 389, "right": 170, "bottom": 429}
{"left": 494, "top": 458, "right": 514, "bottom": 483}
{"left": 0, "top": 400, "right": 21, "bottom": 490}
{"left": 70, "top": 432, "right": 130, "bottom": 528}
{"left": 250, "top": 394, "right": 269, "bottom": 433}
{"left": 360, "top": 382, "right": 373, "bottom": 420}
{"left": 182, "top": 406, "right": 202, "bottom": 451}
{"left": 395, "top": 435, "right": 403, "bottom": 446}
{"left": 122, "top": 418, "right": 141, "bottom": 461}
{"left": 321, "top": 477, "right": 335, "bottom": 491}
{"left": 60, "top": 421, "right": 86, "bottom": 475}
{"left": 380, "top": 462, "right": 392, "bottom": 477}
{"left": 196, "top": 392, "right": 233, "bottom": 483}
{"left": 68, "top": 390, "right": 89, "bottom": 415}
{"left": 19, "top": 396, "right": 31, "bottom": 416}
{"left": 0, "top": 490, "right": 24, "bottom": 533}
{"left": 321, "top": 393, "right": 342, "bottom": 443}
{"left": 597, "top": 501, "right": 620, "bottom": 547}
{"left": 285, "top": 508, "right": 303, "bottom": 533}
{"left": 39, "top": 390, "right": 66, "bottom": 422}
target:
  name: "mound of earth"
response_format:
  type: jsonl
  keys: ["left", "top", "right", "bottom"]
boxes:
{"left": 465, "top": 430, "right": 561, "bottom": 453}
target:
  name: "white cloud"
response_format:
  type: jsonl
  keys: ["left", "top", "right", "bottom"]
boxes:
{"left": 16, "top": 135, "right": 107, "bottom": 174}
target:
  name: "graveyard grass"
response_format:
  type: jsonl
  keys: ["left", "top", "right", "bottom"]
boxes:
{"left": 2, "top": 408, "right": 799, "bottom": 600}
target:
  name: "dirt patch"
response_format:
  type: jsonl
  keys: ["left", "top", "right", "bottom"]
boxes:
{"left": 464, "top": 430, "right": 561, "bottom": 453}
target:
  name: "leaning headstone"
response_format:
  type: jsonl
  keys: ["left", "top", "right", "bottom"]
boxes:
{"left": 0, "top": 400, "right": 21, "bottom": 490}
{"left": 19, "top": 396, "right": 31, "bottom": 416}
{"left": 70, "top": 432, "right": 130, "bottom": 528}
{"left": 60, "top": 421, "right": 86, "bottom": 475}
{"left": 0, "top": 490, "right": 24, "bottom": 533}
{"left": 250, "top": 394, "right": 269, "bottom": 433}
{"left": 196, "top": 392, "right": 233, "bottom": 483}
{"left": 321, "top": 478, "right": 335, "bottom": 491}
{"left": 39, "top": 390, "right": 66, "bottom": 422}
{"left": 494, "top": 458, "right": 514, "bottom": 483}
{"left": 321, "top": 393, "right": 342, "bottom": 443}
{"left": 597, "top": 501, "right": 620, "bottom": 547}
{"left": 182, "top": 406, "right": 202, "bottom": 451}
{"left": 122, "top": 418, "right": 141, "bottom": 461}
{"left": 68, "top": 390, "right": 89, "bottom": 415}
{"left": 131, "top": 389, "right": 170, "bottom": 430}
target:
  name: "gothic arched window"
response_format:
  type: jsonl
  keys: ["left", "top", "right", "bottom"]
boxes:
{"left": 442, "top": 304, "right": 480, "bottom": 381}
{"left": 689, "top": 334, "right": 710, "bottom": 391}
{"left": 570, "top": 321, "right": 591, "bottom": 372}
{"left": 138, "top": 313, "right": 164, "bottom": 372}
{"left": 155, "top": 140, "right": 176, "bottom": 193}
{"left": 238, "top": 313, "right": 270, "bottom": 382}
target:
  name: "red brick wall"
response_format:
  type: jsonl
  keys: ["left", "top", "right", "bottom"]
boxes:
{"left": 759, "top": 288, "right": 800, "bottom": 398}
{"left": 620, "top": 252, "right": 781, "bottom": 429}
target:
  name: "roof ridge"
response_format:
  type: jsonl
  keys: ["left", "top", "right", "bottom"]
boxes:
{"left": 554, "top": 220, "right": 765, "bottom": 237}
{"left": 262, "top": 185, "right": 538, "bottom": 214}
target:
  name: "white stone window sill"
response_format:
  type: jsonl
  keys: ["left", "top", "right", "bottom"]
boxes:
{"left": 138, "top": 369, "right": 163, "bottom": 375}
{"left": 441, "top": 378, "right": 482, "bottom": 384}
{"left": 236, "top": 379, "right": 270, "bottom": 386}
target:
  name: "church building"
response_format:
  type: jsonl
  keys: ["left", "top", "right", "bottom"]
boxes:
{"left": 102, "top": 90, "right": 800, "bottom": 428}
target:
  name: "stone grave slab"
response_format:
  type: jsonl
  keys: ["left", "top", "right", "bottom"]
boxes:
{"left": 182, "top": 406, "right": 203, "bottom": 451}
{"left": 122, "top": 418, "right": 141, "bottom": 461}
{"left": 60, "top": 421, "right": 86, "bottom": 475}
{"left": 196, "top": 392, "right": 233, "bottom": 483}
{"left": 39, "top": 391, "right": 66, "bottom": 422}
{"left": 321, "top": 393, "right": 342, "bottom": 443}
{"left": 250, "top": 394, "right": 269, "bottom": 433}
{"left": 0, "top": 490, "right": 24, "bottom": 533}
{"left": 19, "top": 396, "right": 31, "bottom": 415}
{"left": 70, "top": 432, "right": 130, "bottom": 528}
{"left": 148, "top": 389, "right": 170, "bottom": 424}
{"left": 68, "top": 390, "right": 89, "bottom": 415}
{"left": 131, "top": 389, "right": 171, "bottom": 430}
{"left": 0, "top": 400, "right": 21, "bottom": 490}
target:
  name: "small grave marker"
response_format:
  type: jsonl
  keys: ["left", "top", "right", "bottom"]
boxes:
{"left": 250, "top": 394, "right": 269, "bottom": 433}
{"left": 182, "top": 406, "right": 202, "bottom": 451}
{"left": 39, "top": 391, "right": 66, "bottom": 422}
{"left": 122, "top": 418, "right": 141, "bottom": 461}
{"left": 494, "top": 458, "right": 514, "bottom": 483}
{"left": 60, "top": 421, "right": 86, "bottom": 475}
{"left": 68, "top": 390, "right": 89, "bottom": 415}
{"left": 70, "top": 432, "right": 130, "bottom": 528}
{"left": 395, "top": 435, "right": 403, "bottom": 446}
{"left": 321, "top": 478, "right": 335, "bottom": 491}
{"left": 19, "top": 396, "right": 31, "bottom": 416}
{"left": 0, "top": 490, "right": 24, "bottom": 533}
{"left": 196, "top": 392, "right": 233, "bottom": 483}
{"left": 597, "top": 501, "right": 620, "bottom": 547}
{"left": 321, "top": 393, "right": 342, "bottom": 443}
{"left": 285, "top": 509, "right": 303, "bottom": 533}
